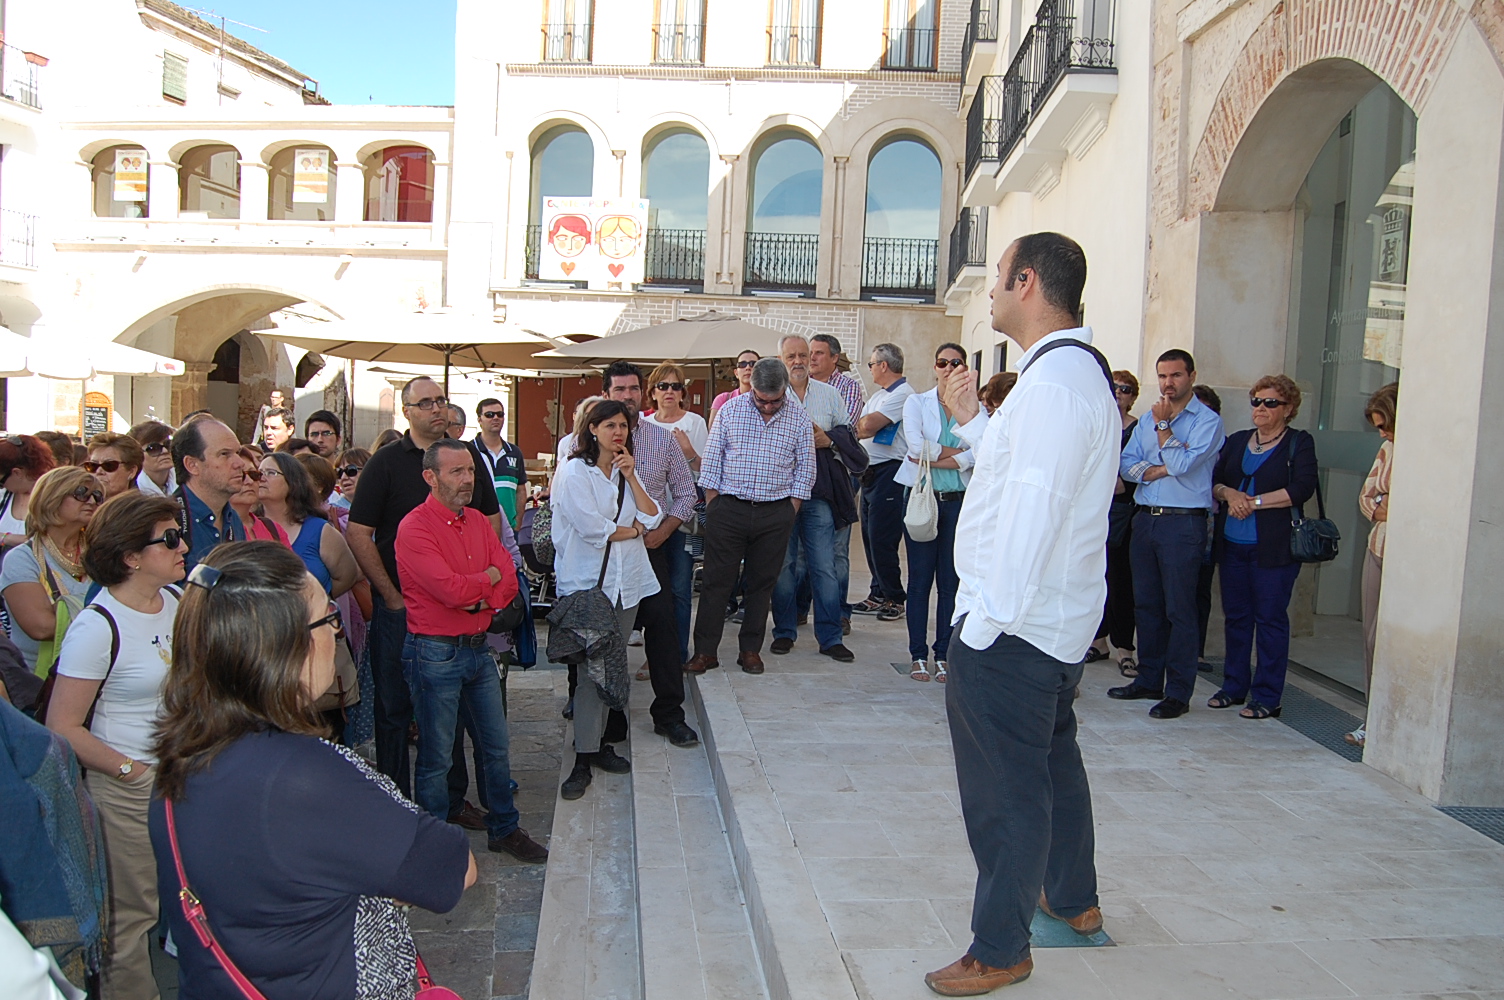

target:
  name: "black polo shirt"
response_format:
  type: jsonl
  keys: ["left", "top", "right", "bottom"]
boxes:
{"left": 347, "top": 432, "right": 499, "bottom": 590}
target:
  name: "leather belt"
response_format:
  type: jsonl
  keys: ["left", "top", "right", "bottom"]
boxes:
{"left": 723, "top": 495, "right": 792, "bottom": 507}
{"left": 411, "top": 632, "right": 489, "bottom": 647}
{"left": 934, "top": 491, "right": 966, "bottom": 502}
{"left": 1137, "top": 505, "right": 1210, "bottom": 517}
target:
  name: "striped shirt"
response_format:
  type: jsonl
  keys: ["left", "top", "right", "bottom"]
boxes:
{"left": 699, "top": 392, "right": 816, "bottom": 502}
{"left": 631, "top": 419, "right": 697, "bottom": 525}
{"left": 820, "top": 371, "right": 866, "bottom": 426}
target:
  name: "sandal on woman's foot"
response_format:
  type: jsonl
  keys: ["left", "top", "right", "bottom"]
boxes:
{"left": 1084, "top": 646, "right": 1109, "bottom": 663}
{"left": 635, "top": 666, "right": 650, "bottom": 681}
{"left": 1240, "top": 702, "right": 1281, "bottom": 719}
{"left": 1343, "top": 726, "right": 1366, "bottom": 747}
{"left": 1206, "top": 690, "right": 1245, "bottom": 709}
{"left": 910, "top": 660, "right": 931, "bottom": 682}
{"left": 1117, "top": 656, "right": 1137, "bottom": 678}
{"left": 934, "top": 661, "right": 948, "bottom": 684}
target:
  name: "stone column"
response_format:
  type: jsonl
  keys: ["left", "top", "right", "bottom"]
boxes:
{"left": 147, "top": 160, "right": 180, "bottom": 220}
{"left": 238, "top": 161, "right": 270, "bottom": 222}
{"left": 171, "top": 361, "right": 216, "bottom": 423}
{"left": 429, "top": 160, "right": 450, "bottom": 243}
{"left": 713, "top": 154, "right": 741, "bottom": 294}
{"left": 334, "top": 161, "right": 366, "bottom": 223}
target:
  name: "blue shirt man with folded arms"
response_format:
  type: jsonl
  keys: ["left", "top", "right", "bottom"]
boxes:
{"left": 1110, "top": 349, "right": 1225, "bottom": 719}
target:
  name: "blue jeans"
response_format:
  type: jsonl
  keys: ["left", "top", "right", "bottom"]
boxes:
{"left": 369, "top": 593, "right": 412, "bottom": 795}
{"left": 403, "top": 637, "right": 519, "bottom": 839}
{"left": 772, "top": 499, "right": 844, "bottom": 649}
{"left": 1219, "top": 542, "right": 1301, "bottom": 708}
{"left": 1129, "top": 511, "right": 1206, "bottom": 702}
{"left": 665, "top": 531, "right": 694, "bottom": 666}
{"left": 861, "top": 461, "right": 906, "bottom": 603}
{"left": 904, "top": 496, "right": 962, "bottom": 662}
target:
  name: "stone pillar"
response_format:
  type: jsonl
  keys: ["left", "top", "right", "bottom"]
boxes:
{"left": 430, "top": 161, "right": 450, "bottom": 244}
{"left": 826, "top": 155, "right": 851, "bottom": 300}
{"left": 147, "top": 160, "right": 180, "bottom": 221}
{"left": 712, "top": 154, "right": 741, "bottom": 294}
{"left": 171, "top": 361, "right": 215, "bottom": 423}
{"left": 334, "top": 161, "right": 366, "bottom": 223}
{"left": 238, "top": 161, "right": 270, "bottom": 222}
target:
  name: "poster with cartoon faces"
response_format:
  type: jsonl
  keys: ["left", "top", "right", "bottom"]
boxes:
{"left": 539, "top": 198, "right": 649, "bottom": 288}
{"left": 113, "top": 150, "right": 148, "bottom": 202}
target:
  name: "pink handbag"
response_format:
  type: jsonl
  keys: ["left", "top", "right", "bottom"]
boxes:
{"left": 164, "top": 797, "right": 462, "bottom": 999}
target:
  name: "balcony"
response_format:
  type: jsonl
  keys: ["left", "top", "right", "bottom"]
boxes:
{"left": 744, "top": 233, "right": 817, "bottom": 295}
{"left": 653, "top": 22, "right": 705, "bottom": 64}
{"left": 768, "top": 24, "right": 820, "bottom": 67}
{"left": 0, "top": 209, "right": 37, "bottom": 269}
{"left": 862, "top": 237, "right": 937, "bottom": 301}
{"left": 961, "top": 0, "right": 1001, "bottom": 89}
{"left": 883, "top": 27, "right": 938, "bottom": 71}
{"left": 643, "top": 228, "right": 706, "bottom": 287}
{"left": 944, "top": 208, "right": 989, "bottom": 314}
{"left": 0, "top": 43, "right": 44, "bottom": 110}
{"left": 541, "top": 22, "right": 592, "bottom": 63}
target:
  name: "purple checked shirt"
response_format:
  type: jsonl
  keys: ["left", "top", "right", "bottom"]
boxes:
{"left": 631, "top": 419, "right": 697, "bottom": 525}
{"left": 699, "top": 392, "right": 816, "bottom": 502}
{"left": 822, "top": 370, "right": 866, "bottom": 426}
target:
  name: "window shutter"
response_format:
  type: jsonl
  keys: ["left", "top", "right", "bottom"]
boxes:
{"left": 162, "top": 51, "right": 188, "bottom": 103}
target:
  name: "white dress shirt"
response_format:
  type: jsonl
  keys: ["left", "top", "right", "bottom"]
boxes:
{"left": 790, "top": 377, "right": 849, "bottom": 431}
{"left": 951, "top": 327, "right": 1120, "bottom": 662}
{"left": 550, "top": 457, "right": 664, "bottom": 609}
{"left": 860, "top": 378, "right": 914, "bottom": 462}
{"left": 896, "top": 387, "right": 975, "bottom": 489}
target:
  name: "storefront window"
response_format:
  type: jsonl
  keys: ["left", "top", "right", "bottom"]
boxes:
{"left": 1287, "top": 82, "right": 1415, "bottom": 695}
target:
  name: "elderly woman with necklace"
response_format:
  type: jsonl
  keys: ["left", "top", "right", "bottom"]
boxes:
{"left": 1207, "top": 375, "right": 1319, "bottom": 719}
{"left": 0, "top": 466, "right": 100, "bottom": 674}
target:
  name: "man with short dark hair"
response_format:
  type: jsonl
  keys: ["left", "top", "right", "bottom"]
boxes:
{"left": 304, "top": 409, "right": 343, "bottom": 458}
{"left": 471, "top": 397, "right": 527, "bottom": 528}
{"left": 1111, "top": 350, "right": 1225, "bottom": 719}
{"left": 854, "top": 343, "right": 913, "bottom": 621}
{"left": 261, "top": 406, "right": 295, "bottom": 451}
{"left": 395, "top": 438, "right": 547, "bottom": 863}
{"left": 171, "top": 418, "right": 246, "bottom": 575}
{"left": 254, "top": 388, "right": 288, "bottom": 447}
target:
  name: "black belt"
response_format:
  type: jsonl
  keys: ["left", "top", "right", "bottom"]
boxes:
{"left": 935, "top": 491, "right": 966, "bottom": 503}
{"left": 411, "top": 632, "right": 489, "bottom": 647}
{"left": 1136, "top": 505, "right": 1210, "bottom": 517}
{"left": 723, "top": 495, "right": 792, "bottom": 507}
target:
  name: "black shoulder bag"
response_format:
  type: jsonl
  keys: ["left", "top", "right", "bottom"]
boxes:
{"left": 1288, "top": 430, "right": 1341, "bottom": 563}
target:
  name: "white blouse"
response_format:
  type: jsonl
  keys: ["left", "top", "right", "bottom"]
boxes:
{"left": 550, "top": 457, "right": 664, "bottom": 610}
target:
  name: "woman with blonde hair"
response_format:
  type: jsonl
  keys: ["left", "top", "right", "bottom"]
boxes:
{"left": 1347, "top": 381, "right": 1398, "bottom": 748}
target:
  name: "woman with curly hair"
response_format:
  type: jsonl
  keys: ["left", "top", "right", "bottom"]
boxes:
{"left": 0, "top": 434, "right": 57, "bottom": 551}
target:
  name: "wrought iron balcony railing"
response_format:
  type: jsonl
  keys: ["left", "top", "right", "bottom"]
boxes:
{"left": 525, "top": 224, "right": 541, "bottom": 279}
{"left": 744, "top": 232, "right": 818, "bottom": 292}
{"left": 947, "top": 208, "right": 988, "bottom": 289}
{"left": 883, "top": 27, "right": 938, "bottom": 70}
{"left": 0, "top": 209, "right": 37, "bottom": 268}
{"left": 644, "top": 228, "right": 706, "bottom": 285}
{"left": 653, "top": 22, "right": 705, "bottom": 64}
{"left": 768, "top": 24, "right": 821, "bottom": 66}
{"left": 0, "top": 43, "right": 43, "bottom": 109}
{"left": 962, "top": 0, "right": 1001, "bottom": 73}
{"left": 541, "top": 22, "right": 593, "bottom": 62}
{"left": 862, "top": 237, "right": 938, "bottom": 297}
{"left": 965, "top": 75, "right": 1006, "bottom": 184}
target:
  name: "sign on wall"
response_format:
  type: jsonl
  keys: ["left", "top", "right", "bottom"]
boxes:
{"left": 81, "top": 392, "right": 111, "bottom": 438}
{"left": 113, "top": 150, "right": 148, "bottom": 202}
{"left": 539, "top": 198, "right": 650, "bottom": 290}
{"left": 293, "top": 148, "right": 331, "bottom": 203}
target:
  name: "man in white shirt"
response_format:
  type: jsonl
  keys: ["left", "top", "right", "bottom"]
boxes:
{"left": 854, "top": 343, "right": 914, "bottom": 621}
{"left": 810, "top": 334, "right": 864, "bottom": 629}
{"left": 924, "top": 233, "right": 1119, "bottom": 997}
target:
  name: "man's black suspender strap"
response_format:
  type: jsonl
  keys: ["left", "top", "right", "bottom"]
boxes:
{"left": 1021, "top": 338, "right": 1115, "bottom": 390}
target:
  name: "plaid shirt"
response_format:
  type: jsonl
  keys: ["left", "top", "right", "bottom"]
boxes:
{"left": 632, "top": 419, "right": 697, "bottom": 525}
{"left": 699, "top": 392, "right": 816, "bottom": 501}
{"left": 821, "top": 371, "right": 866, "bottom": 426}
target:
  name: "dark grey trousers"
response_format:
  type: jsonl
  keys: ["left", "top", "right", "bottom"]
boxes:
{"left": 945, "top": 619, "right": 1098, "bottom": 968}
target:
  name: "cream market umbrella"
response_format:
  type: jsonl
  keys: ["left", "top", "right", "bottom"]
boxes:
{"left": 0, "top": 326, "right": 29, "bottom": 377}
{"left": 533, "top": 311, "right": 782, "bottom": 364}
{"left": 0, "top": 327, "right": 185, "bottom": 379}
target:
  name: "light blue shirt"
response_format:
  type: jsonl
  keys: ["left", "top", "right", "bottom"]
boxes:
{"left": 1120, "top": 394, "right": 1225, "bottom": 509}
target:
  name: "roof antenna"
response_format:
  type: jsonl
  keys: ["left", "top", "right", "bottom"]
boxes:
{"left": 179, "top": 6, "right": 268, "bottom": 103}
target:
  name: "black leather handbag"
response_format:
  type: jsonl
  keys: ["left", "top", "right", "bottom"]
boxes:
{"left": 1288, "top": 430, "right": 1340, "bottom": 563}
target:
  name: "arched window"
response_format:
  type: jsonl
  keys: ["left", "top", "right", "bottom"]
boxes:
{"left": 91, "top": 145, "right": 149, "bottom": 218}
{"left": 745, "top": 133, "right": 822, "bottom": 292}
{"left": 528, "top": 125, "right": 594, "bottom": 277}
{"left": 267, "top": 145, "right": 336, "bottom": 221}
{"left": 642, "top": 129, "right": 709, "bottom": 284}
{"left": 179, "top": 145, "right": 241, "bottom": 219}
{"left": 363, "top": 146, "right": 435, "bottom": 222}
{"left": 862, "top": 137, "right": 941, "bottom": 299}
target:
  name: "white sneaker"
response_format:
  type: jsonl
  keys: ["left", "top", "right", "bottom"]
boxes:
{"left": 1344, "top": 726, "right": 1366, "bottom": 748}
{"left": 628, "top": 629, "right": 644, "bottom": 647}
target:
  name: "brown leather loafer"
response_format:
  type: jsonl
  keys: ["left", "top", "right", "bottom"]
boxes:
{"left": 446, "top": 800, "right": 487, "bottom": 831}
{"left": 488, "top": 827, "right": 549, "bottom": 864}
{"left": 737, "top": 651, "right": 765, "bottom": 674}
{"left": 1038, "top": 892, "right": 1104, "bottom": 936}
{"left": 924, "top": 954, "right": 1032, "bottom": 996}
{"left": 684, "top": 653, "right": 719, "bottom": 674}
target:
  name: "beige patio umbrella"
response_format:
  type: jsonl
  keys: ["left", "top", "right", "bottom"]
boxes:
{"left": 0, "top": 326, "right": 185, "bottom": 378}
{"left": 533, "top": 310, "right": 782, "bottom": 364}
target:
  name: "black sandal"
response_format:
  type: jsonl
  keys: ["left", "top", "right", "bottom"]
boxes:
{"left": 1241, "top": 702, "right": 1282, "bottom": 719}
{"left": 1117, "top": 656, "right": 1137, "bottom": 678}
{"left": 1206, "top": 691, "right": 1245, "bottom": 709}
{"left": 1084, "top": 647, "right": 1109, "bottom": 663}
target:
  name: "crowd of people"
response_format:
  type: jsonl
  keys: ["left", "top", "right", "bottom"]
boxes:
{"left": 0, "top": 231, "right": 1401, "bottom": 999}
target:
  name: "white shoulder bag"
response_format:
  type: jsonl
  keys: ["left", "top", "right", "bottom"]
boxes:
{"left": 904, "top": 435, "right": 939, "bottom": 543}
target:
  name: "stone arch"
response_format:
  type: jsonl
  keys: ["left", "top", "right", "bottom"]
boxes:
{"left": 353, "top": 137, "right": 438, "bottom": 164}
{"left": 167, "top": 137, "right": 242, "bottom": 162}
{"left": 640, "top": 113, "right": 722, "bottom": 164}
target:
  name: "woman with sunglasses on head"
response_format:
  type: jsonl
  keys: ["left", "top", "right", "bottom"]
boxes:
{"left": 897, "top": 343, "right": 975, "bottom": 683}
{"left": 45, "top": 492, "right": 185, "bottom": 1000}
{"left": 127, "top": 420, "right": 176, "bottom": 499}
{"left": 0, "top": 467, "right": 101, "bottom": 674}
{"left": 148, "top": 542, "right": 475, "bottom": 1000}
{"left": 84, "top": 432, "right": 145, "bottom": 500}
{"left": 252, "top": 453, "right": 359, "bottom": 599}
{"left": 0, "top": 434, "right": 56, "bottom": 552}
{"left": 709, "top": 349, "right": 760, "bottom": 428}
{"left": 1207, "top": 375, "right": 1319, "bottom": 720}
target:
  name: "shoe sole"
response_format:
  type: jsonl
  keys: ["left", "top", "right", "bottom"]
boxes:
{"left": 924, "top": 970, "right": 1031, "bottom": 996}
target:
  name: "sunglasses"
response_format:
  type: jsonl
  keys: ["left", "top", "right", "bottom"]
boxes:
{"left": 656, "top": 381, "right": 685, "bottom": 393}
{"left": 481, "top": 410, "right": 504, "bottom": 420}
{"left": 143, "top": 441, "right": 172, "bottom": 455}
{"left": 336, "top": 465, "right": 363, "bottom": 478}
{"left": 867, "top": 360, "right": 884, "bottom": 369}
{"left": 83, "top": 460, "right": 128, "bottom": 473}
{"left": 1250, "top": 397, "right": 1287, "bottom": 409}
{"left": 146, "top": 527, "right": 185, "bottom": 550}
{"left": 1114, "top": 383, "right": 1136, "bottom": 395}
{"left": 4, "top": 434, "right": 25, "bottom": 447}
{"left": 309, "top": 602, "right": 345, "bottom": 640}
{"left": 735, "top": 360, "right": 757, "bottom": 369}
{"left": 934, "top": 358, "right": 966, "bottom": 370}
{"left": 70, "top": 485, "right": 105, "bottom": 504}
{"left": 751, "top": 392, "right": 785, "bottom": 409}
{"left": 241, "top": 468, "right": 263, "bottom": 482}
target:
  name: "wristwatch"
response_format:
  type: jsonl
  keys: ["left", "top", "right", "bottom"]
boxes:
{"left": 1253, "top": 496, "right": 1263, "bottom": 508}
{"left": 1155, "top": 419, "right": 1171, "bottom": 432}
{"left": 117, "top": 759, "right": 137, "bottom": 781}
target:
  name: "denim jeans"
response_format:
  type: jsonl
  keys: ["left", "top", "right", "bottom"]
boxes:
{"left": 772, "top": 498, "right": 844, "bottom": 650}
{"left": 368, "top": 592, "right": 412, "bottom": 795}
{"left": 860, "top": 460, "right": 906, "bottom": 603}
{"left": 1219, "top": 542, "right": 1301, "bottom": 709}
{"left": 946, "top": 619, "right": 1097, "bottom": 969}
{"left": 665, "top": 531, "right": 694, "bottom": 666}
{"left": 904, "top": 496, "right": 962, "bottom": 662}
{"left": 1129, "top": 511, "right": 1206, "bottom": 702}
{"left": 403, "top": 636, "right": 519, "bottom": 839}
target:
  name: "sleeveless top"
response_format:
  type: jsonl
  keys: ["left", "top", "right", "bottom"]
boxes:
{"left": 292, "top": 517, "right": 333, "bottom": 593}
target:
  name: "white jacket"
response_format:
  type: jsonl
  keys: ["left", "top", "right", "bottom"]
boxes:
{"left": 895, "top": 387, "right": 974, "bottom": 489}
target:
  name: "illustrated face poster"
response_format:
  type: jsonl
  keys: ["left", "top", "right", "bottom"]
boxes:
{"left": 113, "top": 150, "right": 148, "bottom": 202}
{"left": 293, "top": 148, "right": 330, "bottom": 203}
{"left": 540, "top": 198, "right": 649, "bottom": 289}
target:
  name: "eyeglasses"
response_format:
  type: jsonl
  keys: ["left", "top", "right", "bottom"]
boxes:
{"left": 308, "top": 602, "right": 345, "bottom": 640}
{"left": 1250, "top": 397, "right": 1287, "bottom": 409}
{"left": 69, "top": 485, "right": 105, "bottom": 504}
{"left": 867, "top": 360, "right": 884, "bottom": 369}
{"left": 1113, "top": 383, "right": 1136, "bottom": 396}
{"left": 751, "top": 392, "right": 785, "bottom": 410}
{"left": 260, "top": 468, "right": 283, "bottom": 479}
{"left": 146, "top": 527, "right": 185, "bottom": 550}
{"left": 83, "top": 460, "right": 127, "bottom": 474}
{"left": 242, "top": 468, "right": 263, "bottom": 482}
{"left": 143, "top": 441, "right": 171, "bottom": 455}
{"left": 735, "top": 360, "right": 757, "bottom": 369}
{"left": 336, "top": 465, "right": 363, "bottom": 478}
{"left": 481, "top": 410, "right": 504, "bottom": 420}
{"left": 306, "top": 429, "right": 338, "bottom": 440}
{"left": 406, "top": 396, "right": 449, "bottom": 411}
{"left": 934, "top": 358, "right": 966, "bottom": 370}
{"left": 655, "top": 381, "right": 685, "bottom": 393}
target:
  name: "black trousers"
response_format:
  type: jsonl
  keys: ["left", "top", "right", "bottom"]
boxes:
{"left": 1097, "top": 537, "right": 1136, "bottom": 650}
{"left": 693, "top": 496, "right": 798, "bottom": 658}
{"left": 642, "top": 543, "right": 687, "bottom": 726}
{"left": 946, "top": 620, "right": 1097, "bottom": 969}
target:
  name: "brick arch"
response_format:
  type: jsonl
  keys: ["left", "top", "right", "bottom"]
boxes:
{"left": 1186, "top": 0, "right": 1472, "bottom": 214}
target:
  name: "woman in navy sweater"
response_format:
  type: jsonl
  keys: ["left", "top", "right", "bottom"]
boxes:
{"left": 1207, "top": 375, "right": 1319, "bottom": 719}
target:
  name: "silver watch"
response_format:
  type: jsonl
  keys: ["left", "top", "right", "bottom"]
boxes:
{"left": 1155, "top": 418, "right": 1171, "bottom": 432}
{"left": 117, "top": 759, "right": 136, "bottom": 780}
